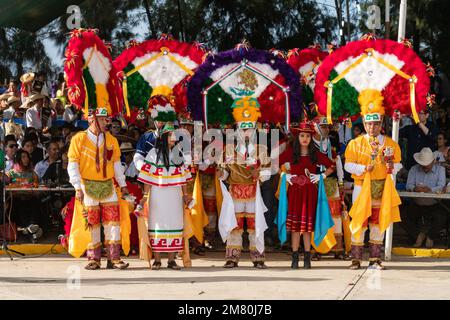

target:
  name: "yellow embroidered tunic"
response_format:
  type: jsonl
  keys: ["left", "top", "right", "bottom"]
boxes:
{"left": 345, "top": 135, "right": 401, "bottom": 185}
{"left": 68, "top": 131, "right": 121, "bottom": 181}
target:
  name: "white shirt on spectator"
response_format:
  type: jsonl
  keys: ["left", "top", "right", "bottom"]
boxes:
{"left": 26, "top": 105, "right": 52, "bottom": 129}
{"left": 34, "top": 158, "right": 50, "bottom": 180}
{"left": 5, "top": 154, "right": 14, "bottom": 171}
{"left": 3, "top": 106, "right": 17, "bottom": 120}
{"left": 63, "top": 107, "right": 77, "bottom": 123}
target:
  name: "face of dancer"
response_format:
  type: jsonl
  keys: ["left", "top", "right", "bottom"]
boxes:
{"left": 319, "top": 124, "right": 329, "bottom": 138}
{"left": 364, "top": 120, "right": 382, "bottom": 137}
{"left": 299, "top": 132, "right": 311, "bottom": 147}
{"left": 168, "top": 131, "right": 177, "bottom": 148}
{"left": 89, "top": 116, "right": 109, "bottom": 134}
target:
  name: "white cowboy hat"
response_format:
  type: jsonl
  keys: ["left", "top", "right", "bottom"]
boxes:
{"left": 120, "top": 142, "right": 135, "bottom": 153}
{"left": 413, "top": 147, "right": 435, "bottom": 166}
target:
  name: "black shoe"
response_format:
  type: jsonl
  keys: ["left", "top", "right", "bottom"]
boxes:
{"left": 291, "top": 252, "right": 299, "bottom": 269}
{"left": 224, "top": 260, "right": 238, "bottom": 268}
{"left": 167, "top": 260, "right": 182, "bottom": 270}
{"left": 193, "top": 246, "right": 206, "bottom": 256}
{"left": 303, "top": 251, "right": 311, "bottom": 269}
{"left": 253, "top": 261, "right": 268, "bottom": 269}
{"left": 311, "top": 252, "right": 321, "bottom": 261}
{"left": 152, "top": 260, "right": 162, "bottom": 270}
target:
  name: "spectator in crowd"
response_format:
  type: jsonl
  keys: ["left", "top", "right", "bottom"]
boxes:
{"left": 434, "top": 132, "right": 449, "bottom": 164}
{"left": 120, "top": 142, "right": 138, "bottom": 179}
{"left": 352, "top": 123, "right": 365, "bottom": 139}
{"left": 61, "top": 122, "right": 74, "bottom": 140}
{"left": 42, "top": 145, "right": 70, "bottom": 185}
{"left": 0, "top": 93, "right": 12, "bottom": 110}
{"left": 6, "top": 149, "right": 42, "bottom": 241}
{"left": 34, "top": 140, "right": 60, "bottom": 181}
{"left": 21, "top": 134, "right": 44, "bottom": 166}
{"left": 51, "top": 98, "right": 65, "bottom": 120}
{"left": 110, "top": 118, "right": 122, "bottom": 136}
{"left": 402, "top": 147, "right": 446, "bottom": 248}
{"left": 63, "top": 104, "right": 79, "bottom": 123}
{"left": 4, "top": 134, "right": 18, "bottom": 171}
{"left": 3, "top": 96, "right": 21, "bottom": 120}
{"left": 25, "top": 93, "right": 52, "bottom": 130}
{"left": 400, "top": 109, "right": 439, "bottom": 170}
{"left": 6, "top": 80, "right": 20, "bottom": 97}
{"left": 129, "top": 126, "right": 141, "bottom": 142}
{"left": 436, "top": 107, "right": 447, "bottom": 131}
{"left": 6, "top": 149, "right": 39, "bottom": 186}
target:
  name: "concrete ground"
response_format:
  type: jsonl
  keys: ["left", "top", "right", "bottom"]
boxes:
{"left": 0, "top": 251, "right": 449, "bottom": 300}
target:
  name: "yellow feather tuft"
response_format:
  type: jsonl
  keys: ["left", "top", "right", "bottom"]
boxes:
{"left": 358, "top": 89, "right": 385, "bottom": 116}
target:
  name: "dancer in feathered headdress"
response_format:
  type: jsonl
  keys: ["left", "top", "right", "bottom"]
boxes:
{"left": 116, "top": 36, "right": 206, "bottom": 269}
{"left": 315, "top": 36, "right": 431, "bottom": 270}
{"left": 64, "top": 29, "right": 130, "bottom": 270}
{"left": 188, "top": 42, "right": 302, "bottom": 269}
{"left": 113, "top": 36, "right": 205, "bottom": 175}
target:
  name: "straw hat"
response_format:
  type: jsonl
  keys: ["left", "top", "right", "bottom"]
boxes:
{"left": 119, "top": 142, "right": 135, "bottom": 153}
{"left": 20, "top": 72, "right": 35, "bottom": 83}
{"left": 19, "top": 93, "right": 46, "bottom": 109}
{"left": 6, "top": 96, "right": 20, "bottom": 105}
{"left": 413, "top": 147, "right": 434, "bottom": 166}
{"left": 0, "top": 93, "right": 12, "bottom": 101}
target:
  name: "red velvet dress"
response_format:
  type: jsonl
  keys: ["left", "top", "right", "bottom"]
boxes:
{"left": 280, "top": 148, "right": 334, "bottom": 232}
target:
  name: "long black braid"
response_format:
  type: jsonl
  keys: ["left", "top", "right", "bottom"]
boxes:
{"left": 155, "top": 132, "right": 184, "bottom": 171}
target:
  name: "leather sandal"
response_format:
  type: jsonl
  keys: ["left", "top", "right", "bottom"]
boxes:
{"left": 349, "top": 260, "right": 361, "bottom": 270}
{"left": 107, "top": 260, "right": 129, "bottom": 270}
{"left": 369, "top": 259, "right": 386, "bottom": 270}
{"left": 223, "top": 260, "right": 238, "bottom": 268}
{"left": 85, "top": 261, "right": 101, "bottom": 270}
{"left": 253, "top": 261, "right": 268, "bottom": 269}
{"left": 167, "top": 260, "right": 181, "bottom": 270}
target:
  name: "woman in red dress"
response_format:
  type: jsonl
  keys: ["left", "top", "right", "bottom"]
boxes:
{"left": 280, "top": 121, "right": 335, "bottom": 269}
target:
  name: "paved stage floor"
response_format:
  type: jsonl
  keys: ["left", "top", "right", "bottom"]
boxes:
{"left": 0, "top": 251, "right": 449, "bottom": 300}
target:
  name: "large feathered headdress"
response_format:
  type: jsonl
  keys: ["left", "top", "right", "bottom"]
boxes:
{"left": 287, "top": 45, "right": 328, "bottom": 108}
{"left": 64, "top": 29, "right": 123, "bottom": 118}
{"left": 187, "top": 42, "right": 302, "bottom": 130}
{"left": 314, "top": 38, "right": 431, "bottom": 123}
{"left": 113, "top": 36, "right": 206, "bottom": 118}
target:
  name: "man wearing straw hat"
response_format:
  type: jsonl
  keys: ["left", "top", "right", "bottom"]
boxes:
{"left": 0, "top": 93, "right": 12, "bottom": 110}
{"left": 3, "top": 96, "right": 21, "bottom": 120}
{"left": 24, "top": 93, "right": 52, "bottom": 130}
{"left": 402, "top": 147, "right": 446, "bottom": 249}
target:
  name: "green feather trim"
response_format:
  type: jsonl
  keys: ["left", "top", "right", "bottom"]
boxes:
{"left": 330, "top": 69, "right": 360, "bottom": 118}
{"left": 124, "top": 63, "right": 152, "bottom": 110}
{"left": 155, "top": 111, "right": 177, "bottom": 122}
{"left": 303, "top": 85, "right": 314, "bottom": 106}
{"left": 205, "top": 78, "right": 234, "bottom": 125}
{"left": 83, "top": 68, "right": 97, "bottom": 108}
